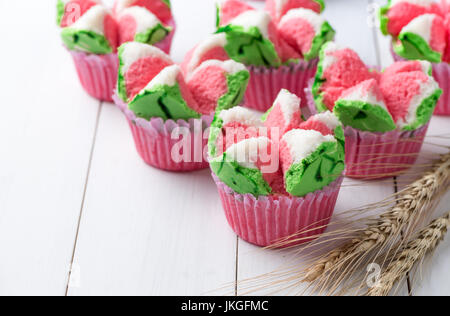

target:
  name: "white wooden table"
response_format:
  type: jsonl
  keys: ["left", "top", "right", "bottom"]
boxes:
{"left": 0, "top": 0, "right": 448, "bottom": 296}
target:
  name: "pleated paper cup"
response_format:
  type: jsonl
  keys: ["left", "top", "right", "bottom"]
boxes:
{"left": 391, "top": 46, "right": 450, "bottom": 116}
{"left": 70, "top": 51, "right": 118, "bottom": 102}
{"left": 305, "top": 78, "right": 318, "bottom": 116}
{"left": 244, "top": 59, "right": 318, "bottom": 112}
{"left": 113, "top": 95, "right": 212, "bottom": 172}
{"left": 213, "top": 174, "right": 343, "bottom": 248}
{"left": 344, "top": 124, "right": 429, "bottom": 180}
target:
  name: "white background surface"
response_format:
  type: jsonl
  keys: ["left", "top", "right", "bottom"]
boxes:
{"left": 0, "top": 0, "right": 448, "bottom": 296}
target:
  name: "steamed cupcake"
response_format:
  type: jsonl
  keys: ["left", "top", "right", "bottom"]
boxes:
{"left": 57, "top": 0, "right": 175, "bottom": 102}
{"left": 379, "top": 0, "right": 450, "bottom": 115}
{"left": 114, "top": 42, "right": 250, "bottom": 171}
{"left": 114, "top": 0, "right": 175, "bottom": 51}
{"left": 209, "top": 89, "right": 344, "bottom": 247}
{"left": 309, "top": 42, "right": 442, "bottom": 179}
{"left": 182, "top": 0, "right": 335, "bottom": 112}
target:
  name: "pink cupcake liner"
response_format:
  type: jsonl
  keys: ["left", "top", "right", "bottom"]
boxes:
{"left": 70, "top": 51, "right": 118, "bottom": 102}
{"left": 305, "top": 78, "right": 319, "bottom": 116}
{"left": 305, "top": 80, "right": 429, "bottom": 180}
{"left": 344, "top": 124, "right": 429, "bottom": 180}
{"left": 213, "top": 174, "right": 343, "bottom": 248}
{"left": 113, "top": 95, "right": 212, "bottom": 172}
{"left": 391, "top": 46, "right": 450, "bottom": 116}
{"left": 244, "top": 59, "right": 318, "bottom": 112}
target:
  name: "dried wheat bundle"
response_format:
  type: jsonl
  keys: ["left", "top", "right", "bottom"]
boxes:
{"left": 302, "top": 152, "right": 450, "bottom": 286}
{"left": 367, "top": 211, "right": 450, "bottom": 296}
{"left": 234, "top": 152, "right": 450, "bottom": 296}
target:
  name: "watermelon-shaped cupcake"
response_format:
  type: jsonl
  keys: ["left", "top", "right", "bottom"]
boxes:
{"left": 184, "top": 0, "right": 334, "bottom": 112}
{"left": 379, "top": 0, "right": 450, "bottom": 115}
{"left": 57, "top": 0, "right": 119, "bottom": 101}
{"left": 117, "top": 41, "right": 174, "bottom": 102}
{"left": 58, "top": 1, "right": 117, "bottom": 54}
{"left": 308, "top": 43, "right": 442, "bottom": 179}
{"left": 209, "top": 89, "right": 344, "bottom": 247}
{"left": 114, "top": 42, "right": 250, "bottom": 171}
{"left": 57, "top": 0, "right": 175, "bottom": 102}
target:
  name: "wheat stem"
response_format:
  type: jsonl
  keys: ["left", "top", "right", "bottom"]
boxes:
{"left": 367, "top": 211, "right": 450, "bottom": 296}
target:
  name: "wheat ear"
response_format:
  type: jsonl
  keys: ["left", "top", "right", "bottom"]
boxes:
{"left": 303, "top": 152, "right": 450, "bottom": 283}
{"left": 367, "top": 211, "right": 450, "bottom": 296}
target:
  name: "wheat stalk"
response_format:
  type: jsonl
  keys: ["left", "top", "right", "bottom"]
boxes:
{"left": 367, "top": 211, "right": 450, "bottom": 296}
{"left": 303, "top": 152, "right": 450, "bottom": 284}
{"left": 228, "top": 150, "right": 450, "bottom": 296}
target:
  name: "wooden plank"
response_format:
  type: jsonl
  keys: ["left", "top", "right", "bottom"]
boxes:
{"left": 67, "top": 102, "right": 237, "bottom": 296}
{"left": 0, "top": 1, "right": 100, "bottom": 295}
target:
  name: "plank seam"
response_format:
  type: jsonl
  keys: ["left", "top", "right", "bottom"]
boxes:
{"left": 65, "top": 102, "right": 103, "bottom": 296}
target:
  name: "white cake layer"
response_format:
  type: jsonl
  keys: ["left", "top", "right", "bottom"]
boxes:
{"left": 70, "top": 5, "right": 108, "bottom": 35}
{"left": 273, "top": 89, "right": 301, "bottom": 123}
{"left": 140, "top": 64, "right": 180, "bottom": 93}
{"left": 339, "top": 81, "right": 388, "bottom": 110}
{"left": 186, "top": 33, "right": 228, "bottom": 75}
{"left": 119, "top": 6, "right": 162, "bottom": 34}
{"left": 312, "top": 111, "right": 341, "bottom": 131}
{"left": 229, "top": 10, "right": 272, "bottom": 39}
{"left": 188, "top": 59, "right": 246, "bottom": 80}
{"left": 282, "top": 129, "right": 335, "bottom": 165}
{"left": 401, "top": 13, "right": 436, "bottom": 44}
{"left": 225, "top": 137, "right": 272, "bottom": 170}
{"left": 219, "top": 107, "right": 263, "bottom": 127}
